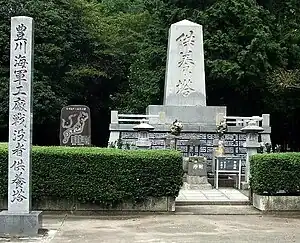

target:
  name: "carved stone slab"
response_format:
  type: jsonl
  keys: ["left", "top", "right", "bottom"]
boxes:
{"left": 60, "top": 105, "right": 91, "bottom": 146}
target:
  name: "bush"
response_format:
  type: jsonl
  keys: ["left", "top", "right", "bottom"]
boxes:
{"left": 0, "top": 146, "right": 183, "bottom": 206}
{"left": 250, "top": 153, "right": 300, "bottom": 195}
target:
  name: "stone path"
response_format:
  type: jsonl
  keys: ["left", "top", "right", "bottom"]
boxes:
{"left": 176, "top": 188, "right": 249, "bottom": 205}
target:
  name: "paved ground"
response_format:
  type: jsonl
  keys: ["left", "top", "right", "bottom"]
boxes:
{"left": 176, "top": 188, "right": 249, "bottom": 204}
{"left": 1, "top": 213, "right": 300, "bottom": 243}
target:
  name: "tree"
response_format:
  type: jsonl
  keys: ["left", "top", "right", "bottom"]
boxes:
{"left": 0, "top": 0, "right": 121, "bottom": 145}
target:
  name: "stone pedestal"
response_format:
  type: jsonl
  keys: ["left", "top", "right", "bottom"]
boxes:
{"left": 183, "top": 156, "right": 212, "bottom": 190}
{"left": 147, "top": 105, "right": 226, "bottom": 125}
{"left": 0, "top": 211, "right": 42, "bottom": 236}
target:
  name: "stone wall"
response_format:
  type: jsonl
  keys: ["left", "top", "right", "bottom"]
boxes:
{"left": 120, "top": 131, "right": 247, "bottom": 173}
{"left": 0, "top": 197, "right": 175, "bottom": 213}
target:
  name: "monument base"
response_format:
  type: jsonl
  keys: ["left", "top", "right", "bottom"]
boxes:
{"left": 183, "top": 182, "right": 212, "bottom": 190}
{"left": 0, "top": 211, "right": 42, "bottom": 236}
{"left": 146, "top": 105, "right": 227, "bottom": 125}
{"left": 183, "top": 175, "right": 212, "bottom": 190}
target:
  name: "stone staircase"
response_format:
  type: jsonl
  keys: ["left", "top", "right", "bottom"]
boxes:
{"left": 175, "top": 188, "right": 259, "bottom": 215}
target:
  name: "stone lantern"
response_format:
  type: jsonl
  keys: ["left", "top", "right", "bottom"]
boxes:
{"left": 133, "top": 119, "right": 155, "bottom": 149}
{"left": 241, "top": 119, "right": 264, "bottom": 189}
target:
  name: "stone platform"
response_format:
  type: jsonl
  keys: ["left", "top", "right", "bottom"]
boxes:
{"left": 176, "top": 188, "right": 249, "bottom": 205}
{"left": 0, "top": 211, "right": 42, "bottom": 236}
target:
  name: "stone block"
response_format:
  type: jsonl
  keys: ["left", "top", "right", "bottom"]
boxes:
{"left": 1, "top": 198, "right": 175, "bottom": 212}
{"left": 253, "top": 193, "right": 300, "bottom": 211}
{"left": 0, "top": 211, "right": 42, "bottom": 236}
{"left": 146, "top": 105, "right": 227, "bottom": 125}
{"left": 187, "top": 156, "right": 207, "bottom": 176}
{"left": 186, "top": 175, "right": 209, "bottom": 184}
{"left": 183, "top": 182, "right": 212, "bottom": 190}
{"left": 241, "top": 182, "right": 249, "bottom": 190}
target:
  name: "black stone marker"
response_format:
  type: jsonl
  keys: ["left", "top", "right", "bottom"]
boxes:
{"left": 60, "top": 105, "right": 91, "bottom": 146}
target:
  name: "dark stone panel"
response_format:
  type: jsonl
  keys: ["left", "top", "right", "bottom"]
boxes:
{"left": 60, "top": 105, "right": 91, "bottom": 146}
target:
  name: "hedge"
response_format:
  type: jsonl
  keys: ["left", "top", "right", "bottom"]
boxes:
{"left": 0, "top": 146, "right": 183, "bottom": 206}
{"left": 250, "top": 153, "right": 300, "bottom": 195}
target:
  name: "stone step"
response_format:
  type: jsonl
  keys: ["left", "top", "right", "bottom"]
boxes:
{"left": 176, "top": 200, "right": 250, "bottom": 206}
{"left": 175, "top": 205, "right": 260, "bottom": 215}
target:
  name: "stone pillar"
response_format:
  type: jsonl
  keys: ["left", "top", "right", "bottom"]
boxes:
{"left": 163, "top": 20, "right": 206, "bottom": 106}
{"left": 0, "top": 16, "right": 42, "bottom": 236}
{"left": 241, "top": 120, "right": 264, "bottom": 190}
{"left": 183, "top": 156, "right": 212, "bottom": 190}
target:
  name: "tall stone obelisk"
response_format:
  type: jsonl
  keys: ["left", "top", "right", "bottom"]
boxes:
{"left": 0, "top": 16, "right": 42, "bottom": 236}
{"left": 146, "top": 20, "right": 226, "bottom": 125}
{"left": 163, "top": 20, "right": 206, "bottom": 106}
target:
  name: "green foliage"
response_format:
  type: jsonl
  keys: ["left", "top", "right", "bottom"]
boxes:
{"left": 1, "top": 0, "right": 300, "bottom": 147}
{"left": 0, "top": 146, "right": 183, "bottom": 205}
{"left": 250, "top": 153, "right": 300, "bottom": 195}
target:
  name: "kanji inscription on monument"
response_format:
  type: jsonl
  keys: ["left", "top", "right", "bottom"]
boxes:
{"left": 163, "top": 20, "right": 206, "bottom": 106}
{"left": 8, "top": 17, "right": 33, "bottom": 213}
{"left": 60, "top": 105, "right": 91, "bottom": 146}
{"left": 0, "top": 16, "right": 42, "bottom": 237}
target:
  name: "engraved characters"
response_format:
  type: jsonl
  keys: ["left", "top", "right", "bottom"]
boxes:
{"left": 176, "top": 30, "right": 196, "bottom": 97}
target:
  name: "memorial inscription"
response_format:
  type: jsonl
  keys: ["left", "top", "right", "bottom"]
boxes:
{"left": 163, "top": 20, "right": 206, "bottom": 106}
{"left": 1, "top": 16, "right": 42, "bottom": 237}
{"left": 8, "top": 17, "right": 33, "bottom": 212}
{"left": 60, "top": 105, "right": 91, "bottom": 146}
{"left": 120, "top": 131, "right": 247, "bottom": 162}
{"left": 176, "top": 30, "right": 196, "bottom": 96}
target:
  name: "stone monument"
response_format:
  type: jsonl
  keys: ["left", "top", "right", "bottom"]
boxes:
{"left": 146, "top": 19, "right": 226, "bottom": 125}
{"left": 164, "top": 20, "right": 206, "bottom": 106}
{"left": 0, "top": 16, "right": 42, "bottom": 236}
{"left": 183, "top": 156, "right": 212, "bottom": 189}
{"left": 60, "top": 105, "right": 91, "bottom": 146}
{"left": 108, "top": 20, "right": 272, "bottom": 173}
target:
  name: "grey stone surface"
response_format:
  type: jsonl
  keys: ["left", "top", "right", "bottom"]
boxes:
{"left": 175, "top": 205, "right": 260, "bottom": 215}
{"left": 187, "top": 156, "right": 207, "bottom": 176}
{"left": 253, "top": 193, "right": 300, "bottom": 211}
{"left": 60, "top": 105, "right": 91, "bottom": 146}
{"left": 241, "top": 182, "right": 249, "bottom": 190}
{"left": 184, "top": 156, "right": 212, "bottom": 189}
{"left": 163, "top": 20, "right": 206, "bottom": 106}
{"left": 186, "top": 175, "right": 210, "bottom": 184}
{"left": 183, "top": 181, "right": 212, "bottom": 190}
{"left": 8, "top": 16, "right": 34, "bottom": 213}
{"left": 0, "top": 197, "right": 175, "bottom": 212}
{"left": 262, "top": 114, "right": 270, "bottom": 126}
{"left": 0, "top": 211, "right": 42, "bottom": 236}
{"left": 146, "top": 105, "right": 226, "bottom": 124}
{"left": 49, "top": 214, "right": 300, "bottom": 243}
{"left": 119, "top": 130, "right": 250, "bottom": 164}
{"left": 110, "top": 122, "right": 272, "bottom": 134}
{"left": 4, "top": 213, "right": 300, "bottom": 242}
